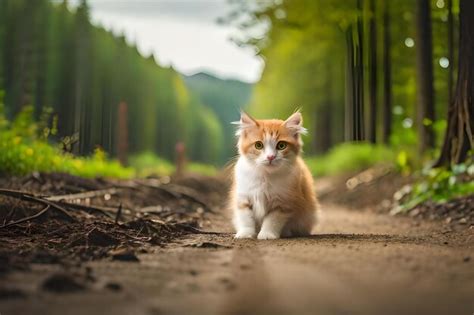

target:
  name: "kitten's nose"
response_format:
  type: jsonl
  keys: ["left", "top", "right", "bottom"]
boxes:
{"left": 267, "top": 155, "right": 276, "bottom": 161}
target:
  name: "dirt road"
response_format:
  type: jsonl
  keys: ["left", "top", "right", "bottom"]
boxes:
{"left": 2, "top": 201, "right": 473, "bottom": 315}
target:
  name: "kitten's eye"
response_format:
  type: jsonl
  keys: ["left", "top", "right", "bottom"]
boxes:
{"left": 277, "top": 141, "right": 287, "bottom": 150}
{"left": 254, "top": 141, "right": 264, "bottom": 150}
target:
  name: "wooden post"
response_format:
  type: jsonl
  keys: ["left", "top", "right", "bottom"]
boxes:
{"left": 175, "top": 141, "right": 186, "bottom": 177}
{"left": 117, "top": 101, "right": 128, "bottom": 166}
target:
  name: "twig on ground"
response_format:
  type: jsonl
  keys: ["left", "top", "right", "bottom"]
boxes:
{"left": 173, "top": 223, "right": 225, "bottom": 235}
{"left": 0, "top": 189, "right": 76, "bottom": 222}
{"left": 136, "top": 180, "right": 214, "bottom": 213}
{"left": 54, "top": 201, "right": 118, "bottom": 219}
{"left": 45, "top": 188, "right": 119, "bottom": 202}
{"left": 0, "top": 205, "right": 51, "bottom": 228}
{"left": 115, "top": 203, "right": 123, "bottom": 224}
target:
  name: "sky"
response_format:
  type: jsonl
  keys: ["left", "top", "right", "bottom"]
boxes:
{"left": 71, "top": 0, "right": 264, "bottom": 83}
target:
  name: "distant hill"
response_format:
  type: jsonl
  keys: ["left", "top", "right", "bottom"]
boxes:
{"left": 183, "top": 72, "right": 253, "bottom": 162}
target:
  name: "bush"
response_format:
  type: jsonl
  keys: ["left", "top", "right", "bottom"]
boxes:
{"left": 305, "top": 142, "right": 396, "bottom": 177}
{"left": 129, "top": 151, "right": 175, "bottom": 177}
{"left": 392, "top": 160, "right": 474, "bottom": 213}
{"left": 0, "top": 104, "right": 134, "bottom": 179}
{"left": 129, "top": 151, "right": 218, "bottom": 177}
{"left": 0, "top": 100, "right": 219, "bottom": 179}
{"left": 187, "top": 162, "right": 218, "bottom": 176}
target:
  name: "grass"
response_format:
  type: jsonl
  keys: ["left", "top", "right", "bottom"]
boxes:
{"left": 305, "top": 142, "right": 396, "bottom": 177}
{"left": 393, "top": 160, "right": 474, "bottom": 213}
{"left": 129, "top": 151, "right": 218, "bottom": 177}
{"left": 0, "top": 105, "right": 134, "bottom": 178}
{"left": 129, "top": 151, "right": 175, "bottom": 177}
{"left": 0, "top": 104, "right": 217, "bottom": 179}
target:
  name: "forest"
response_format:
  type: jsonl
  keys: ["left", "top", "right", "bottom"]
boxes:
{"left": 0, "top": 0, "right": 471, "bottom": 207}
{"left": 229, "top": 0, "right": 472, "bottom": 163}
{"left": 0, "top": 0, "right": 250, "bottom": 173}
{"left": 0, "top": 1, "right": 473, "bottom": 313}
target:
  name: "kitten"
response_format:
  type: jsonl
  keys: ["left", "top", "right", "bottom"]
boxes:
{"left": 230, "top": 111, "right": 318, "bottom": 240}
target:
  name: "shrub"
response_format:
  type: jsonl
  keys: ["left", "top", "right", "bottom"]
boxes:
{"left": 129, "top": 151, "right": 175, "bottom": 177}
{"left": 305, "top": 142, "right": 396, "bottom": 177}
{"left": 0, "top": 104, "right": 134, "bottom": 178}
{"left": 392, "top": 160, "right": 474, "bottom": 213}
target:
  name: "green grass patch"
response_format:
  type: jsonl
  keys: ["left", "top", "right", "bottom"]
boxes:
{"left": 129, "top": 151, "right": 175, "bottom": 177}
{"left": 0, "top": 104, "right": 218, "bottom": 179}
{"left": 187, "top": 162, "right": 218, "bottom": 176}
{"left": 305, "top": 142, "right": 396, "bottom": 177}
{"left": 0, "top": 105, "right": 134, "bottom": 179}
{"left": 129, "top": 151, "right": 218, "bottom": 177}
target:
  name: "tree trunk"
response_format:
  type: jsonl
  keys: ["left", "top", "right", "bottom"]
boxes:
{"left": 382, "top": 0, "right": 392, "bottom": 144}
{"left": 320, "top": 64, "right": 333, "bottom": 152}
{"left": 345, "top": 26, "right": 355, "bottom": 141}
{"left": 117, "top": 102, "right": 128, "bottom": 166}
{"left": 435, "top": 0, "right": 474, "bottom": 166}
{"left": 415, "top": 0, "right": 436, "bottom": 154}
{"left": 367, "top": 0, "right": 377, "bottom": 144}
{"left": 344, "top": 0, "right": 365, "bottom": 143}
{"left": 354, "top": 0, "right": 364, "bottom": 141}
{"left": 447, "top": 0, "right": 454, "bottom": 105}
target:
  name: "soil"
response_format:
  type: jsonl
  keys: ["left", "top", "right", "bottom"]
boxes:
{"left": 0, "top": 172, "right": 473, "bottom": 315}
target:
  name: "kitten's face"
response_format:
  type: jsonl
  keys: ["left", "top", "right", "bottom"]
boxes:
{"left": 235, "top": 112, "right": 306, "bottom": 172}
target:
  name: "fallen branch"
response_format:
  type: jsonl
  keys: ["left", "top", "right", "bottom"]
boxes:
{"left": 45, "top": 188, "right": 119, "bottom": 202}
{"left": 0, "top": 205, "right": 51, "bottom": 228}
{"left": 136, "top": 180, "right": 213, "bottom": 213}
{"left": 53, "top": 201, "right": 119, "bottom": 219}
{"left": 0, "top": 189, "right": 76, "bottom": 222}
{"left": 173, "top": 223, "right": 225, "bottom": 235}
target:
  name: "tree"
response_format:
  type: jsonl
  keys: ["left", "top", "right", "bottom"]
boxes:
{"left": 382, "top": 0, "right": 392, "bottom": 144}
{"left": 435, "top": 0, "right": 474, "bottom": 166}
{"left": 367, "top": 0, "right": 377, "bottom": 144}
{"left": 345, "top": 0, "right": 365, "bottom": 142}
{"left": 415, "top": 0, "right": 435, "bottom": 154}
{"left": 446, "top": 0, "right": 454, "bottom": 105}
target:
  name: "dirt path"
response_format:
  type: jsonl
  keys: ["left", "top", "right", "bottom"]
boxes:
{"left": 2, "top": 201, "right": 473, "bottom": 315}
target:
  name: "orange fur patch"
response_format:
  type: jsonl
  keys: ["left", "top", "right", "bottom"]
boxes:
{"left": 239, "top": 119, "right": 301, "bottom": 155}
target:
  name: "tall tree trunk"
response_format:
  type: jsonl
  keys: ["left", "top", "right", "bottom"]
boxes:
{"left": 0, "top": 0, "right": 5, "bottom": 90}
{"left": 415, "top": 0, "right": 436, "bottom": 154}
{"left": 117, "top": 101, "right": 128, "bottom": 166}
{"left": 345, "top": 26, "right": 355, "bottom": 141}
{"left": 447, "top": 0, "right": 454, "bottom": 105}
{"left": 382, "top": 0, "right": 392, "bottom": 144}
{"left": 345, "top": 0, "right": 365, "bottom": 143}
{"left": 73, "top": 0, "right": 91, "bottom": 155}
{"left": 354, "top": 0, "right": 365, "bottom": 141}
{"left": 367, "top": 0, "right": 377, "bottom": 144}
{"left": 435, "top": 0, "right": 474, "bottom": 166}
{"left": 320, "top": 64, "right": 333, "bottom": 152}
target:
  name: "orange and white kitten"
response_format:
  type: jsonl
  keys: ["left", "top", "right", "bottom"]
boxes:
{"left": 230, "top": 111, "right": 318, "bottom": 240}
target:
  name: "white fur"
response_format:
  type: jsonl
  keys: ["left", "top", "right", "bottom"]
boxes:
{"left": 233, "top": 155, "right": 311, "bottom": 240}
{"left": 232, "top": 111, "right": 316, "bottom": 240}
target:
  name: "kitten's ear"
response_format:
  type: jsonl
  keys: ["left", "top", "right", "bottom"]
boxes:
{"left": 232, "top": 111, "right": 258, "bottom": 136}
{"left": 284, "top": 111, "right": 307, "bottom": 135}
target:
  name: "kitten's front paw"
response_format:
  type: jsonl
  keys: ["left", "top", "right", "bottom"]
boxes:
{"left": 257, "top": 230, "right": 280, "bottom": 240}
{"left": 234, "top": 229, "right": 256, "bottom": 239}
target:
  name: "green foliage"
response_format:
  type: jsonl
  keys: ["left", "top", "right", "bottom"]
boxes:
{"left": 184, "top": 72, "right": 253, "bottom": 163}
{"left": 129, "top": 151, "right": 175, "bottom": 177}
{"left": 129, "top": 151, "right": 218, "bottom": 177}
{"left": 0, "top": 105, "right": 134, "bottom": 178}
{"left": 305, "top": 143, "right": 396, "bottom": 177}
{"left": 187, "top": 162, "right": 218, "bottom": 177}
{"left": 0, "top": 0, "right": 226, "bottom": 165}
{"left": 393, "top": 161, "right": 474, "bottom": 213}
{"left": 0, "top": 106, "right": 218, "bottom": 178}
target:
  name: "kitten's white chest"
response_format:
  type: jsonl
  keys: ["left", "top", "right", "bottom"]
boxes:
{"left": 235, "top": 158, "right": 289, "bottom": 223}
